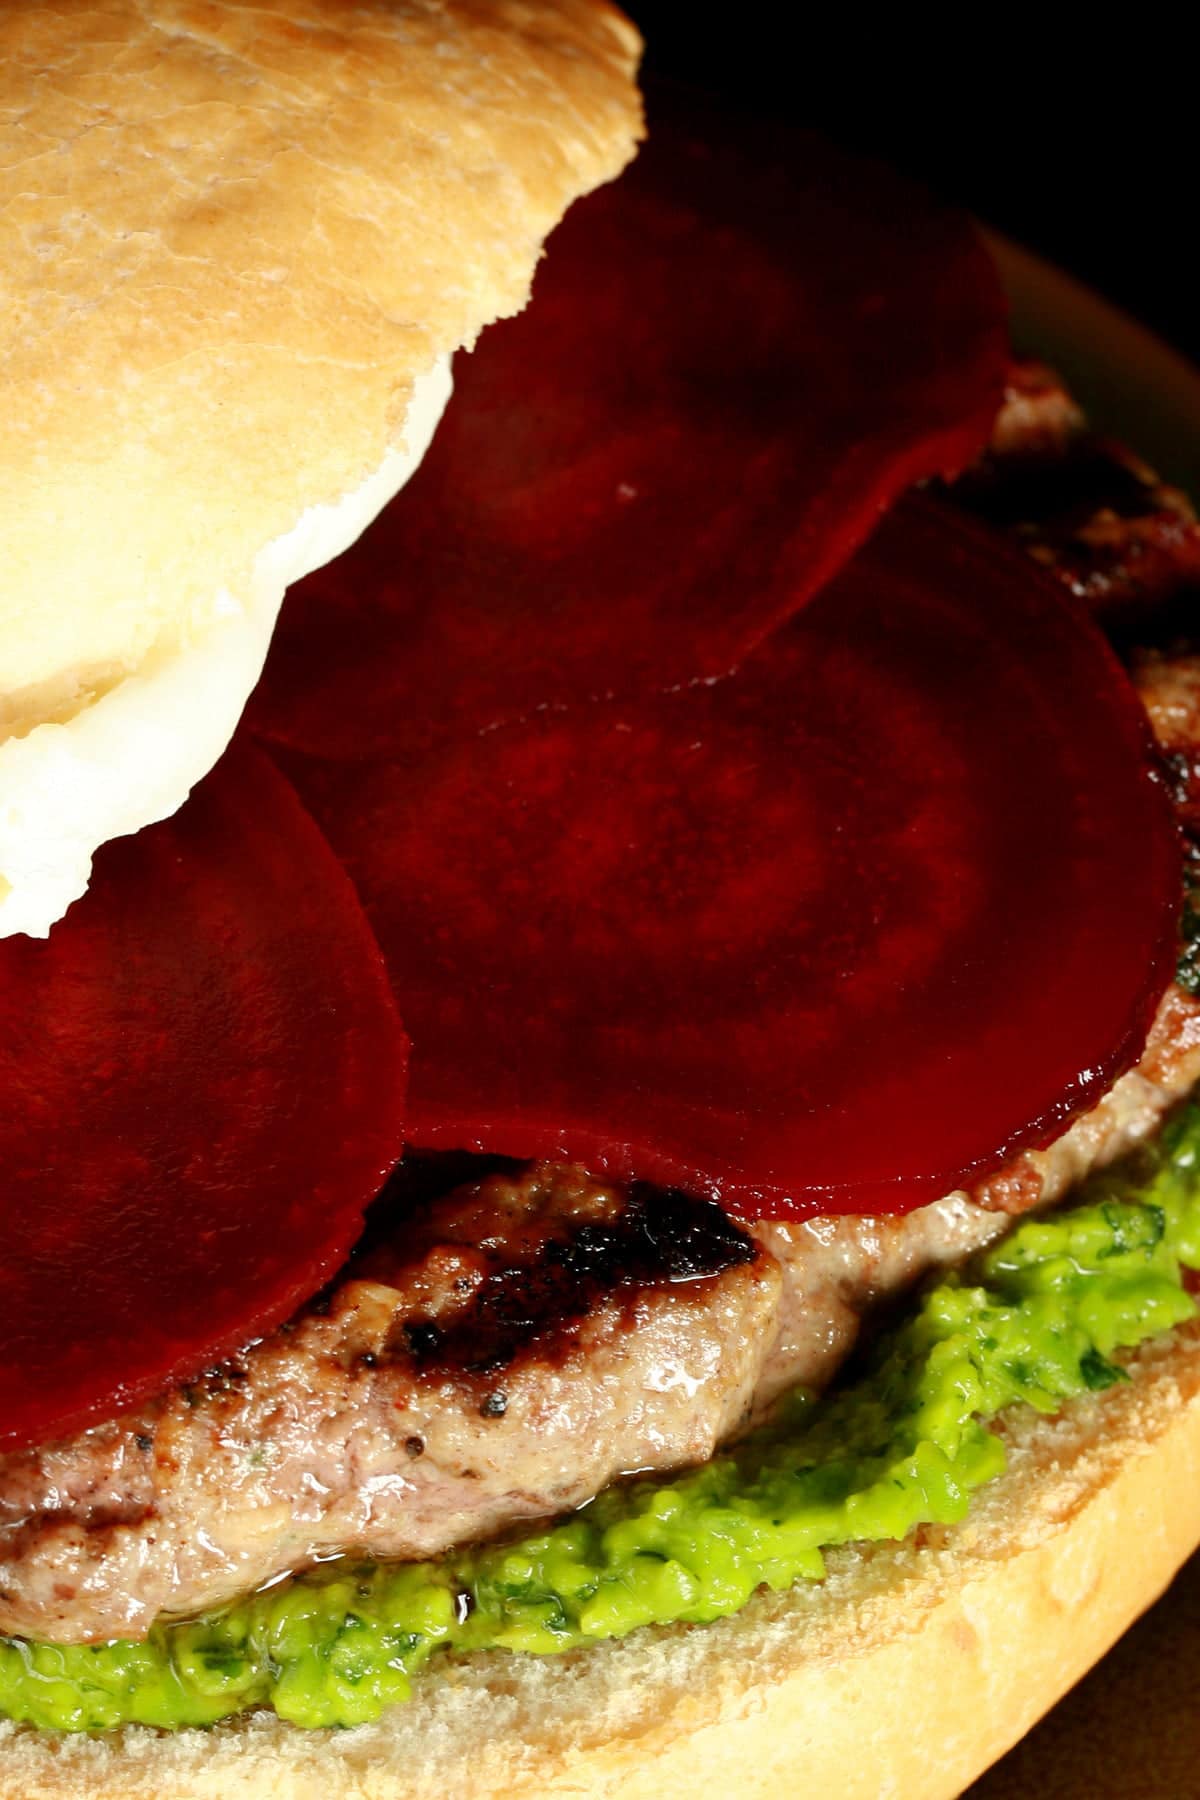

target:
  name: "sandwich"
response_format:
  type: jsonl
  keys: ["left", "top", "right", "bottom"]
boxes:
{"left": 2, "top": 7, "right": 1199, "bottom": 1797}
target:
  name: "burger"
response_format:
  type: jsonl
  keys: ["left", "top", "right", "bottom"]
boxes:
{"left": 2, "top": 5, "right": 1199, "bottom": 1797}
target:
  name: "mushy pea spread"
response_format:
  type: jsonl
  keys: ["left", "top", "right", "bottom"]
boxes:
{"left": 4, "top": 1104, "right": 1200, "bottom": 1734}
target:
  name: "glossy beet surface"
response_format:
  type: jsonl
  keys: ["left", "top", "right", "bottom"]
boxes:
{"left": 0, "top": 747, "right": 407, "bottom": 1451}
{"left": 286, "top": 499, "right": 1180, "bottom": 1218}
{"left": 0, "top": 109, "right": 1176, "bottom": 1458}
{"left": 250, "top": 94, "right": 1009, "bottom": 761}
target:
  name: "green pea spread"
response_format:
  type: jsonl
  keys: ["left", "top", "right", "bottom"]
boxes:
{"left": 5, "top": 1105, "right": 1200, "bottom": 1734}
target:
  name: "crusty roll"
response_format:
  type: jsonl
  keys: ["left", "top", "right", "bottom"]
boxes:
{"left": 0, "top": 0, "right": 642, "bottom": 936}
{"left": 3, "top": 1321, "right": 1198, "bottom": 1798}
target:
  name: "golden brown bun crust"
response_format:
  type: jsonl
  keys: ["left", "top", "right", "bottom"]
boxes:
{"left": 0, "top": 0, "right": 642, "bottom": 729}
{"left": 3, "top": 1321, "right": 1200, "bottom": 1798}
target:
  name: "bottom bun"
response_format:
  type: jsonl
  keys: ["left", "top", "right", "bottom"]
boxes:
{"left": 4, "top": 1322, "right": 1200, "bottom": 1800}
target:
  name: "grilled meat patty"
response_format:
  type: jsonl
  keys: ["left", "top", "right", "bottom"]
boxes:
{"left": 0, "top": 1169, "right": 1014, "bottom": 1642}
{"left": 3, "top": 366, "right": 1199, "bottom": 1646}
{"left": 959, "top": 358, "right": 1200, "bottom": 624}
{"left": 3, "top": 958, "right": 1199, "bottom": 1646}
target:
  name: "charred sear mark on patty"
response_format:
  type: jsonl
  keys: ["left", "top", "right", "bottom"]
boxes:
{"left": 953, "top": 359, "right": 1200, "bottom": 637}
{"left": 371, "top": 1176, "right": 757, "bottom": 1383}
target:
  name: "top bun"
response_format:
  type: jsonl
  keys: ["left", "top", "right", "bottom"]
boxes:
{"left": 0, "top": 0, "right": 642, "bottom": 935}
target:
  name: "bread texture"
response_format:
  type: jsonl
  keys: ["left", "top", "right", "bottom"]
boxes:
{"left": 0, "top": 0, "right": 642, "bottom": 933}
{"left": 3, "top": 1319, "right": 1198, "bottom": 1798}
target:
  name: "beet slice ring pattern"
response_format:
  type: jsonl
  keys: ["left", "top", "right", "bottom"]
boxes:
{"left": 0, "top": 745, "right": 407, "bottom": 1452}
{"left": 287, "top": 499, "right": 1180, "bottom": 1219}
{"left": 250, "top": 93, "right": 1009, "bottom": 761}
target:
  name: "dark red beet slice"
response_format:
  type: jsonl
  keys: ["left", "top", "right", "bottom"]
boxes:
{"left": 0, "top": 745, "right": 406, "bottom": 1452}
{"left": 285, "top": 498, "right": 1180, "bottom": 1218}
{"left": 250, "top": 93, "right": 1008, "bottom": 761}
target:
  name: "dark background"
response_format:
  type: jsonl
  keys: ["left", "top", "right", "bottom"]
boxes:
{"left": 630, "top": 8, "right": 1196, "bottom": 362}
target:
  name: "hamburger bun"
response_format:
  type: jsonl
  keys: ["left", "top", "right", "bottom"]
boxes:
{"left": 0, "top": 0, "right": 642, "bottom": 937}
{"left": 2, "top": 1319, "right": 1198, "bottom": 1798}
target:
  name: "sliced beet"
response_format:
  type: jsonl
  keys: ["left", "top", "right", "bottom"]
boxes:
{"left": 0, "top": 745, "right": 406, "bottom": 1452}
{"left": 250, "top": 93, "right": 1008, "bottom": 761}
{"left": 286, "top": 498, "right": 1180, "bottom": 1218}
